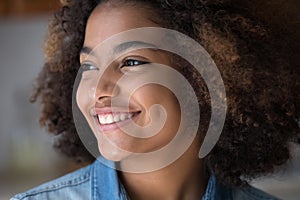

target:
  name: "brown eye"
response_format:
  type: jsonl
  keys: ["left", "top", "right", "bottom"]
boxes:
{"left": 121, "top": 59, "right": 149, "bottom": 68}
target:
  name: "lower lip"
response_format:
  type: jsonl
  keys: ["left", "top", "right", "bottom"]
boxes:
{"left": 96, "top": 113, "right": 139, "bottom": 132}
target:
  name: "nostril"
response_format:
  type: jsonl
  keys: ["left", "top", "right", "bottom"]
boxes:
{"left": 97, "top": 95, "right": 111, "bottom": 102}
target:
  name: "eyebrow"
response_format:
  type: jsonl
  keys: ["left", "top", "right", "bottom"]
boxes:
{"left": 113, "top": 41, "right": 158, "bottom": 54}
{"left": 80, "top": 41, "right": 158, "bottom": 57}
{"left": 80, "top": 46, "right": 93, "bottom": 55}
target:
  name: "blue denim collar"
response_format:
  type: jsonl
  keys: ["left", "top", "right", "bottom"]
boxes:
{"left": 91, "top": 159, "right": 230, "bottom": 200}
{"left": 12, "top": 158, "right": 277, "bottom": 200}
{"left": 202, "top": 172, "right": 232, "bottom": 200}
{"left": 92, "top": 159, "right": 129, "bottom": 200}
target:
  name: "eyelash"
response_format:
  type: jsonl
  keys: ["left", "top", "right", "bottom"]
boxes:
{"left": 80, "top": 58, "right": 149, "bottom": 71}
{"left": 80, "top": 63, "right": 98, "bottom": 71}
{"left": 121, "top": 59, "right": 149, "bottom": 68}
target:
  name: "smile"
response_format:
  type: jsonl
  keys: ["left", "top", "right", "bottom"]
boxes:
{"left": 98, "top": 112, "right": 136, "bottom": 125}
{"left": 94, "top": 109, "right": 141, "bottom": 132}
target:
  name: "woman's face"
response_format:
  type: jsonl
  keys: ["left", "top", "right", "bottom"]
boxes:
{"left": 77, "top": 4, "right": 183, "bottom": 162}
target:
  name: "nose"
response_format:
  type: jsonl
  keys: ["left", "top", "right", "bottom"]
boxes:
{"left": 95, "top": 68, "right": 120, "bottom": 102}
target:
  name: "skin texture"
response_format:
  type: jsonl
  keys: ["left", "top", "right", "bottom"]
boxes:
{"left": 78, "top": 6, "right": 208, "bottom": 199}
{"left": 32, "top": 0, "right": 300, "bottom": 187}
{"left": 79, "top": 5, "right": 183, "bottom": 160}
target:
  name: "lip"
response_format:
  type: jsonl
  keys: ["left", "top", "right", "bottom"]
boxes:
{"left": 92, "top": 107, "right": 141, "bottom": 132}
{"left": 94, "top": 107, "right": 140, "bottom": 114}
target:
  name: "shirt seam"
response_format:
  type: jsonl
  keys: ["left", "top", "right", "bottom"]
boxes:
{"left": 15, "top": 173, "right": 90, "bottom": 200}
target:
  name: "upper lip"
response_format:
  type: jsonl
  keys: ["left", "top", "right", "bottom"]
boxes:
{"left": 92, "top": 107, "right": 141, "bottom": 116}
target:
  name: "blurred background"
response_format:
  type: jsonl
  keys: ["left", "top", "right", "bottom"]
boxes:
{"left": 0, "top": 0, "right": 299, "bottom": 199}
{"left": 0, "top": 0, "right": 84, "bottom": 199}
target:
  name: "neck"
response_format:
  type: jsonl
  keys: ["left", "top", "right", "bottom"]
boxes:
{"left": 118, "top": 141, "right": 209, "bottom": 200}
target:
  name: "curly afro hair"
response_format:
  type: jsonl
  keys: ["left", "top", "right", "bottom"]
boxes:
{"left": 31, "top": 0, "right": 300, "bottom": 186}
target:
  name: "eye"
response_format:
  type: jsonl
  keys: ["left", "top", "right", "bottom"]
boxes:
{"left": 121, "top": 59, "right": 149, "bottom": 68}
{"left": 80, "top": 63, "right": 99, "bottom": 71}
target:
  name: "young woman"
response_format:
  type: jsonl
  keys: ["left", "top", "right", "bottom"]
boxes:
{"left": 12, "top": 0, "right": 299, "bottom": 199}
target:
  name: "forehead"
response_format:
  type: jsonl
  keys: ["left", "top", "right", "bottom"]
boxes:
{"left": 84, "top": 4, "right": 161, "bottom": 49}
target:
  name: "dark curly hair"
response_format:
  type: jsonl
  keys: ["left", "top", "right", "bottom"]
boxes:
{"left": 31, "top": 0, "right": 300, "bottom": 186}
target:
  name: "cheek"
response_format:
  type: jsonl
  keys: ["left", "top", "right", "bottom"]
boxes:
{"left": 134, "top": 86, "right": 182, "bottom": 150}
{"left": 133, "top": 85, "right": 181, "bottom": 122}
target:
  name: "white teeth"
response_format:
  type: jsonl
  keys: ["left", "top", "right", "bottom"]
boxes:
{"left": 98, "top": 113, "right": 135, "bottom": 125}
{"left": 106, "top": 115, "right": 113, "bottom": 124}
{"left": 113, "top": 115, "right": 120, "bottom": 122}
{"left": 99, "top": 115, "right": 106, "bottom": 124}
{"left": 120, "top": 113, "right": 126, "bottom": 121}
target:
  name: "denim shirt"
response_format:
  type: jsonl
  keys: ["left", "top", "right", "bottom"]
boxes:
{"left": 11, "top": 159, "right": 280, "bottom": 200}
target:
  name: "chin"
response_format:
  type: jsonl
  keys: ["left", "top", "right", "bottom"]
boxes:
{"left": 98, "top": 142, "right": 132, "bottom": 162}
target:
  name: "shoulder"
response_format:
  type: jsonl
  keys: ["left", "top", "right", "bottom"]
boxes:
{"left": 208, "top": 174, "right": 281, "bottom": 200}
{"left": 11, "top": 163, "right": 93, "bottom": 200}
{"left": 231, "top": 185, "right": 281, "bottom": 200}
